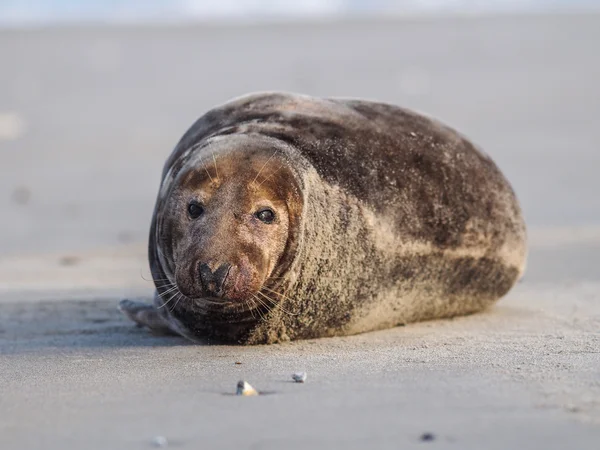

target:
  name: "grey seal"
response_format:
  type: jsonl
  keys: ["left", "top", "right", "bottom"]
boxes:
{"left": 120, "top": 92, "right": 527, "bottom": 344}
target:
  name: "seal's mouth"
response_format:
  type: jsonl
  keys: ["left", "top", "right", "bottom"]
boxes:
{"left": 188, "top": 295, "right": 241, "bottom": 310}
{"left": 157, "top": 282, "right": 277, "bottom": 318}
{"left": 152, "top": 257, "right": 292, "bottom": 327}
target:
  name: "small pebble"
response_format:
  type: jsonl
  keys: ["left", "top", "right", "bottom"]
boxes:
{"left": 152, "top": 436, "right": 168, "bottom": 448}
{"left": 292, "top": 372, "right": 307, "bottom": 383}
{"left": 420, "top": 432, "right": 435, "bottom": 442}
{"left": 236, "top": 380, "right": 259, "bottom": 396}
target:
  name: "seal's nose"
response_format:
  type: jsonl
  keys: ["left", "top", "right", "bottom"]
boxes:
{"left": 198, "top": 262, "right": 232, "bottom": 297}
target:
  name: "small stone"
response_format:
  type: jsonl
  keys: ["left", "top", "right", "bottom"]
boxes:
{"left": 151, "top": 436, "right": 168, "bottom": 447}
{"left": 292, "top": 372, "right": 307, "bottom": 383}
{"left": 420, "top": 432, "right": 435, "bottom": 442}
{"left": 236, "top": 380, "right": 258, "bottom": 396}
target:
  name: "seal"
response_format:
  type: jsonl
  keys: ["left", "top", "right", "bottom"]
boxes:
{"left": 119, "top": 92, "right": 527, "bottom": 344}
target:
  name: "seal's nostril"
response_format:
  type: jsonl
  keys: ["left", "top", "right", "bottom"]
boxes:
{"left": 199, "top": 262, "right": 232, "bottom": 297}
{"left": 198, "top": 263, "right": 213, "bottom": 291}
{"left": 213, "top": 263, "right": 232, "bottom": 293}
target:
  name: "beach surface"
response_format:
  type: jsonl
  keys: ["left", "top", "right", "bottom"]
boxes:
{"left": 1, "top": 14, "right": 599, "bottom": 449}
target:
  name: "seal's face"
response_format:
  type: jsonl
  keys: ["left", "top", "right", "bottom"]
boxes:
{"left": 156, "top": 145, "right": 302, "bottom": 316}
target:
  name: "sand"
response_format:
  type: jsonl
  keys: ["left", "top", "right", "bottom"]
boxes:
{"left": 1, "top": 13, "right": 599, "bottom": 449}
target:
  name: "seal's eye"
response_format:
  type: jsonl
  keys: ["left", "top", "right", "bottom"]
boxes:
{"left": 256, "top": 208, "right": 275, "bottom": 224}
{"left": 188, "top": 202, "right": 204, "bottom": 219}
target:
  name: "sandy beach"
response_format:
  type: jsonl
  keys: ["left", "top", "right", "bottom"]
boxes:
{"left": 1, "top": 14, "right": 599, "bottom": 449}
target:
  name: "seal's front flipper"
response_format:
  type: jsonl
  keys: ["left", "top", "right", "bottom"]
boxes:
{"left": 118, "top": 299, "right": 178, "bottom": 336}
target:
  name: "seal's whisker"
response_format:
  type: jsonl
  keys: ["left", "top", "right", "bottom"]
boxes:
{"left": 250, "top": 296, "right": 263, "bottom": 319}
{"left": 140, "top": 270, "right": 171, "bottom": 283}
{"left": 257, "top": 164, "right": 284, "bottom": 187}
{"left": 259, "top": 288, "right": 298, "bottom": 317}
{"left": 203, "top": 163, "right": 214, "bottom": 183}
{"left": 156, "top": 293, "right": 176, "bottom": 309}
{"left": 139, "top": 270, "right": 154, "bottom": 282}
{"left": 154, "top": 283, "right": 176, "bottom": 294}
{"left": 257, "top": 291, "right": 295, "bottom": 317}
{"left": 261, "top": 286, "right": 292, "bottom": 302}
{"left": 153, "top": 280, "right": 175, "bottom": 291}
{"left": 157, "top": 289, "right": 180, "bottom": 309}
{"left": 161, "top": 288, "right": 178, "bottom": 299}
{"left": 245, "top": 298, "right": 258, "bottom": 320}
{"left": 251, "top": 149, "right": 278, "bottom": 186}
{"left": 248, "top": 295, "right": 264, "bottom": 320}
{"left": 264, "top": 276, "right": 287, "bottom": 283}
{"left": 212, "top": 152, "right": 219, "bottom": 179}
{"left": 170, "top": 292, "right": 183, "bottom": 312}
{"left": 251, "top": 294, "right": 269, "bottom": 321}
{"left": 151, "top": 279, "right": 173, "bottom": 284}
{"left": 255, "top": 295, "right": 271, "bottom": 321}
{"left": 255, "top": 291, "right": 272, "bottom": 308}
{"left": 157, "top": 283, "right": 178, "bottom": 294}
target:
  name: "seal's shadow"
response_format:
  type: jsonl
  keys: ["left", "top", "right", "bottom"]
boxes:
{"left": 0, "top": 298, "right": 198, "bottom": 353}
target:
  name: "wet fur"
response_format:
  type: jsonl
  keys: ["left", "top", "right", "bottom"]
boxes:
{"left": 144, "top": 92, "right": 527, "bottom": 344}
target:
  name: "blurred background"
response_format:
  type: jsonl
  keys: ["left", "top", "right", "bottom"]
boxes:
{"left": 1, "top": 0, "right": 599, "bottom": 297}
{"left": 0, "top": 1, "right": 598, "bottom": 25}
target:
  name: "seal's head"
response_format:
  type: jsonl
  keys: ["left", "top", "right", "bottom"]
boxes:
{"left": 152, "top": 136, "right": 303, "bottom": 322}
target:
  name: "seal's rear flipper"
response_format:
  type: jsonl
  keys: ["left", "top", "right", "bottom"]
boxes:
{"left": 118, "top": 299, "right": 178, "bottom": 336}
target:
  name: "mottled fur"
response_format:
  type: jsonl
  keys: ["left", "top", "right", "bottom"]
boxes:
{"left": 122, "top": 92, "right": 527, "bottom": 344}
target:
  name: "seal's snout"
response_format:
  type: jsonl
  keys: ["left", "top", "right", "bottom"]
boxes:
{"left": 198, "top": 262, "right": 232, "bottom": 297}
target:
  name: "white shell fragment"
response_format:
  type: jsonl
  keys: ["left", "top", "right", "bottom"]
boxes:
{"left": 152, "top": 436, "right": 168, "bottom": 448}
{"left": 292, "top": 372, "right": 307, "bottom": 383}
{"left": 236, "top": 380, "right": 259, "bottom": 396}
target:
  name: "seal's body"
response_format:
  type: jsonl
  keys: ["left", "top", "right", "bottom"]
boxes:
{"left": 120, "top": 92, "right": 527, "bottom": 344}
